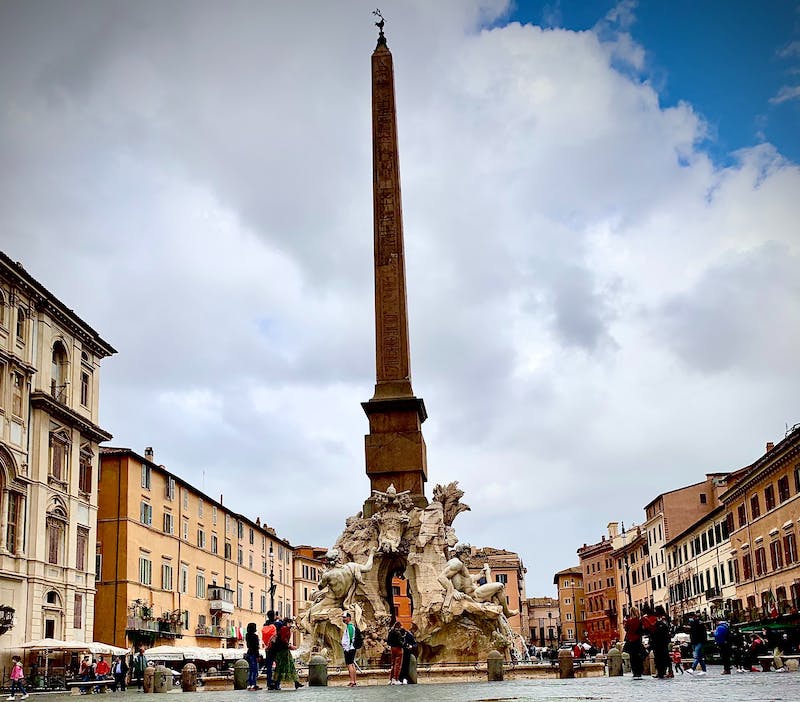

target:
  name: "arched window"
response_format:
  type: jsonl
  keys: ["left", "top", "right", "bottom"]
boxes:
{"left": 46, "top": 500, "right": 68, "bottom": 565}
{"left": 51, "top": 341, "right": 69, "bottom": 402}
{"left": 16, "top": 307, "right": 26, "bottom": 342}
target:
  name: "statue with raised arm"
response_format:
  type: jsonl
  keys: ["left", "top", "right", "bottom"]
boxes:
{"left": 303, "top": 547, "right": 375, "bottom": 627}
{"left": 438, "top": 543, "right": 518, "bottom": 618}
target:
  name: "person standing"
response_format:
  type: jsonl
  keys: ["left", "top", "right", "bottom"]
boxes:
{"left": 387, "top": 621, "right": 405, "bottom": 685}
{"left": 341, "top": 612, "right": 358, "bottom": 687}
{"left": 8, "top": 656, "right": 29, "bottom": 700}
{"left": 687, "top": 614, "right": 707, "bottom": 675}
{"left": 245, "top": 622, "right": 261, "bottom": 690}
{"left": 261, "top": 611, "right": 277, "bottom": 690}
{"left": 399, "top": 624, "right": 418, "bottom": 684}
{"left": 650, "top": 606, "right": 671, "bottom": 679}
{"left": 272, "top": 618, "right": 303, "bottom": 690}
{"left": 714, "top": 619, "right": 732, "bottom": 674}
{"left": 623, "top": 606, "right": 646, "bottom": 680}
{"left": 111, "top": 655, "right": 128, "bottom": 692}
{"left": 131, "top": 647, "right": 148, "bottom": 690}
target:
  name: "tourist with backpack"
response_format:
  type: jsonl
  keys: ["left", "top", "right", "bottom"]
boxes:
{"left": 623, "top": 606, "right": 646, "bottom": 680}
{"left": 386, "top": 621, "right": 405, "bottom": 685}
{"left": 650, "top": 606, "right": 671, "bottom": 678}
{"left": 341, "top": 611, "right": 361, "bottom": 687}
{"left": 272, "top": 618, "right": 303, "bottom": 690}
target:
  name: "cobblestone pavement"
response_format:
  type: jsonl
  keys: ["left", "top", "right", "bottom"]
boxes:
{"left": 35, "top": 670, "right": 800, "bottom": 702}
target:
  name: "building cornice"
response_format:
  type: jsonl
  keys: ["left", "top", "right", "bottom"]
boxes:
{"left": 0, "top": 252, "right": 116, "bottom": 357}
{"left": 718, "top": 428, "right": 800, "bottom": 503}
{"left": 30, "top": 391, "right": 112, "bottom": 443}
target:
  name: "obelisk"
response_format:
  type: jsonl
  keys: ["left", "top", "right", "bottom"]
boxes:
{"left": 362, "top": 16, "right": 428, "bottom": 514}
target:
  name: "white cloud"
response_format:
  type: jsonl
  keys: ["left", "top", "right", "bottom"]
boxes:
{"left": 1, "top": 0, "right": 797, "bottom": 596}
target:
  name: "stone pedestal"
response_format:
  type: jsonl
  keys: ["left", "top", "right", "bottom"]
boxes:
{"left": 153, "top": 666, "right": 171, "bottom": 693}
{"left": 785, "top": 658, "right": 799, "bottom": 672}
{"left": 181, "top": 663, "right": 197, "bottom": 692}
{"left": 643, "top": 651, "right": 653, "bottom": 676}
{"left": 558, "top": 649, "right": 574, "bottom": 679}
{"left": 621, "top": 651, "right": 630, "bottom": 673}
{"left": 143, "top": 666, "right": 155, "bottom": 693}
{"left": 233, "top": 659, "right": 249, "bottom": 690}
{"left": 407, "top": 654, "right": 418, "bottom": 684}
{"left": 308, "top": 655, "right": 328, "bottom": 687}
{"left": 607, "top": 648, "right": 623, "bottom": 677}
{"left": 487, "top": 650, "right": 503, "bottom": 682}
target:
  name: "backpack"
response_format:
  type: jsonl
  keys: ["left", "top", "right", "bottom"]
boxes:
{"left": 714, "top": 622, "right": 730, "bottom": 645}
{"left": 352, "top": 626, "right": 364, "bottom": 650}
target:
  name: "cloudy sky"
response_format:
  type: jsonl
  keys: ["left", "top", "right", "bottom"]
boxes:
{"left": 1, "top": 0, "right": 798, "bottom": 596}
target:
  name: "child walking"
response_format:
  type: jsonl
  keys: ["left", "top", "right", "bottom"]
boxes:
{"left": 8, "top": 656, "right": 29, "bottom": 700}
{"left": 670, "top": 646, "right": 684, "bottom": 675}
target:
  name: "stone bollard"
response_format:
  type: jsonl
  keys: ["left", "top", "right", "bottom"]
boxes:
{"left": 153, "top": 665, "right": 171, "bottom": 694}
{"left": 786, "top": 658, "right": 799, "bottom": 672}
{"left": 308, "top": 654, "right": 328, "bottom": 687}
{"left": 607, "top": 648, "right": 623, "bottom": 677}
{"left": 181, "top": 662, "right": 197, "bottom": 692}
{"left": 558, "top": 648, "right": 574, "bottom": 679}
{"left": 487, "top": 650, "right": 504, "bottom": 682}
{"left": 233, "top": 658, "right": 249, "bottom": 690}
{"left": 643, "top": 651, "right": 653, "bottom": 676}
{"left": 143, "top": 666, "right": 155, "bottom": 693}
{"left": 407, "top": 654, "right": 418, "bottom": 684}
{"left": 621, "top": 651, "right": 631, "bottom": 674}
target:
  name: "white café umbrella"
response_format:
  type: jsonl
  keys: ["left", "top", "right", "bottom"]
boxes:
{"left": 143, "top": 645, "right": 186, "bottom": 662}
{"left": 220, "top": 648, "right": 245, "bottom": 661}
{"left": 21, "top": 639, "right": 89, "bottom": 681}
{"left": 88, "top": 642, "right": 129, "bottom": 656}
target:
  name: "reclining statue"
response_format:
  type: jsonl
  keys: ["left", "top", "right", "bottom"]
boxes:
{"left": 438, "top": 543, "right": 518, "bottom": 618}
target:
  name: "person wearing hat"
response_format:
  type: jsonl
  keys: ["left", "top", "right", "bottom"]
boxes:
{"left": 341, "top": 612, "right": 358, "bottom": 687}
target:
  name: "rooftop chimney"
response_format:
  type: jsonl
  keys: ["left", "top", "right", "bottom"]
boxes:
{"left": 608, "top": 522, "right": 619, "bottom": 539}
{"left": 144, "top": 447, "right": 154, "bottom": 462}
{"left": 766, "top": 442, "right": 775, "bottom": 452}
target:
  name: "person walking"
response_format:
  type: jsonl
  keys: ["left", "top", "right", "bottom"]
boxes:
{"left": 623, "top": 606, "right": 646, "bottom": 680}
{"left": 131, "top": 647, "right": 148, "bottom": 690}
{"left": 686, "top": 614, "right": 707, "bottom": 675}
{"left": 670, "top": 645, "right": 684, "bottom": 674}
{"left": 387, "top": 621, "right": 405, "bottom": 685}
{"left": 272, "top": 618, "right": 303, "bottom": 690}
{"left": 111, "top": 655, "right": 128, "bottom": 692}
{"left": 714, "top": 619, "right": 732, "bottom": 674}
{"left": 7, "top": 656, "right": 29, "bottom": 700}
{"left": 245, "top": 622, "right": 261, "bottom": 690}
{"left": 341, "top": 612, "right": 358, "bottom": 687}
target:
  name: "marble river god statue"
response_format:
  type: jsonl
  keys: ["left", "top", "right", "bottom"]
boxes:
{"left": 296, "top": 481, "right": 527, "bottom": 664}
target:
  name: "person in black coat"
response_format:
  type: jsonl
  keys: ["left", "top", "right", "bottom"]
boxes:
{"left": 399, "top": 626, "right": 418, "bottom": 684}
{"left": 111, "top": 656, "right": 128, "bottom": 692}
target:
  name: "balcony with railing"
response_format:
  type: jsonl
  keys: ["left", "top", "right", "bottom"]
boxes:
{"left": 194, "top": 625, "right": 227, "bottom": 638}
{"left": 208, "top": 585, "right": 235, "bottom": 614}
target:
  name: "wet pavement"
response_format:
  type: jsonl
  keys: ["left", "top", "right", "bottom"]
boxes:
{"left": 33, "top": 669, "right": 800, "bottom": 702}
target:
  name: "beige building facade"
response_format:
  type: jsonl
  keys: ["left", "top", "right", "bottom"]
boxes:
{"left": 665, "top": 506, "right": 736, "bottom": 623}
{"left": 467, "top": 547, "right": 527, "bottom": 637}
{"left": 95, "top": 447, "right": 293, "bottom": 649}
{"left": 721, "top": 430, "right": 800, "bottom": 619}
{"left": 0, "top": 253, "right": 115, "bottom": 670}
{"left": 293, "top": 545, "right": 326, "bottom": 648}
{"left": 525, "top": 596, "right": 559, "bottom": 647}
{"left": 553, "top": 566, "right": 584, "bottom": 643}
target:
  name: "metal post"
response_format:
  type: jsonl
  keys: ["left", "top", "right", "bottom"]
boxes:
{"left": 269, "top": 543, "right": 275, "bottom": 613}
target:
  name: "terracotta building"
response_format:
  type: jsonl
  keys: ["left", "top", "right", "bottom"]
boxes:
{"left": 553, "top": 566, "right": 585, "bottom": 643}
{"left": 577, "top": 530, "right": 618, "bottom": 650}
{"left": 467, "top": 546, "right": 527, "bottom": 636}
{"left": 95, "top": 447, "right": 293, "bottom": 649}
{"left": 0, "top": 253, "right": 115, "bottom": 671}
{"left": 720, "top": 429, "right": 800, "bottom": 619}
{"left": 525, "top": 596, "right": 560, "bottom": 647}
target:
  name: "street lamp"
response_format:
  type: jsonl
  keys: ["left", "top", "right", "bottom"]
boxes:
{"left": 269, "top": 543, "right": 276, "bottom": 613}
